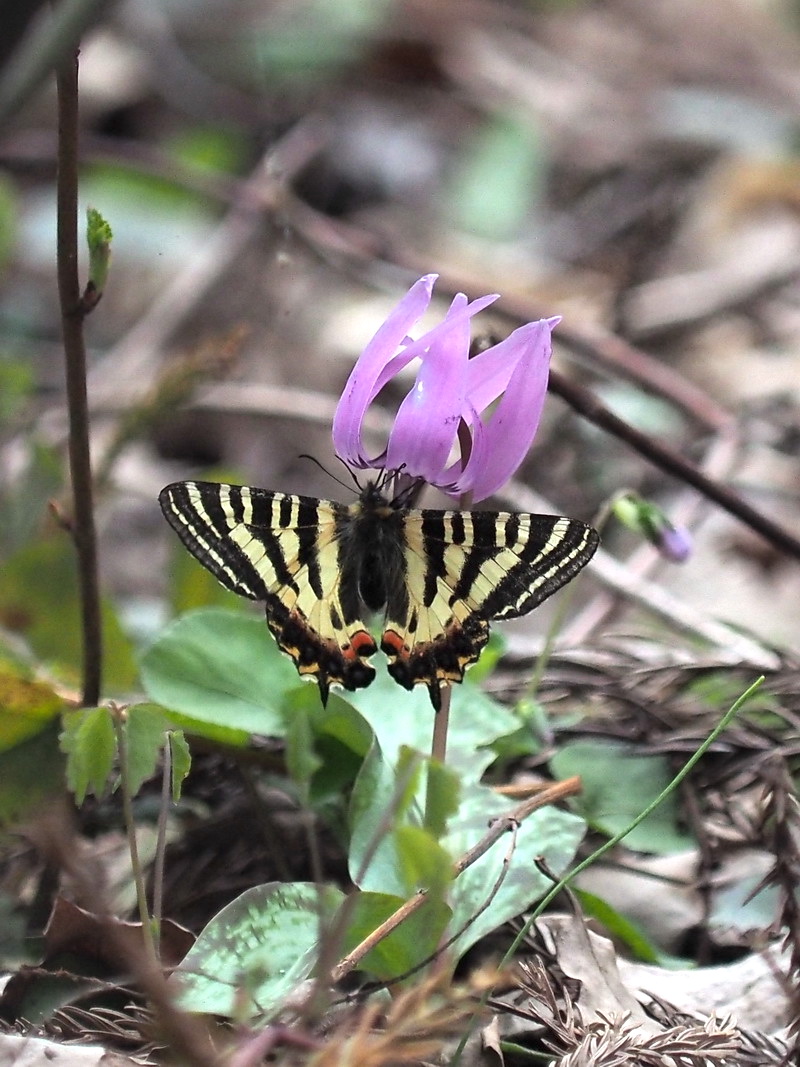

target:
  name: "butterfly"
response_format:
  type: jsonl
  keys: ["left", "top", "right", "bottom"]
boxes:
{"left": 159, "top": 479, "right": 599, "bottom": 709}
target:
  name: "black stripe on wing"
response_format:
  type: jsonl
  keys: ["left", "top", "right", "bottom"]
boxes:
{"left": 480, "top": 515, "right": 599, "bottom": 620}
{"left": 158, "top": 480, "right": 327, "bottom": 602}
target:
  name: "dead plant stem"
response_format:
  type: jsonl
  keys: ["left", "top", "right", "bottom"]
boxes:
{"left": 56, "top": 49, "right": 102, "bottom": 706}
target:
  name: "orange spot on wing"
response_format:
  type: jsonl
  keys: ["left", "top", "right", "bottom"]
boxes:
{"left": 381, "top": 629, "right": 407, "bottom": 656}
{"left": 350, "top": 630, "right": 377, "bottom": 657}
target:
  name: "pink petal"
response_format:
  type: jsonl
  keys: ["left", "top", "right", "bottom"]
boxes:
{"left": 438, "top": 400, "right": 486, "bottom": 499}
{"left": 459, "top": 318, "right": 553, "bottom": 501}
{"left": 465, "top": 317, "right": 559, "bottom": 413}
{"left": 384, "top": 295, "right": 471, "bottom": 480}
{"left": 332, "top": 274, "right": 437, "bottom": 467}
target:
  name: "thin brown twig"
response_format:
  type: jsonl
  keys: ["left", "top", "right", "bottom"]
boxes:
{"left": 544, "top": 367, "right": 800, "bottom": 561}
{"left": 56, "top": 48, "right": 102, "bottom": 707}
{"left": 329, "top": 776, "right": 582, "bottom": 983}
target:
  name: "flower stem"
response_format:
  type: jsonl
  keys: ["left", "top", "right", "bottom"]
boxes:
{"left": 430, "top": 684, "right": 451, "bottom": 764}
{"left": 56, "top": 47, "right": 102, "bottom": 707}
{"left": 425, "top": 683, "right": 451, "bottom": 829}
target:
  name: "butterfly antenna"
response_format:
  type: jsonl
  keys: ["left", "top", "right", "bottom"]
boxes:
{"left": 336, "top": 455, "right": 363, "bottom": 491}
{"left": 297, "top": 454, "right": 355, "bottom": 493}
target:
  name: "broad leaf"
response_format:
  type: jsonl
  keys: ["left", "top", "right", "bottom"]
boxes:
{"left": 0, "top": 722, "right": 64, "bottom": 827}
{"left": 339, "top": 891, "right": 451, "bottom": 981}
{"left": 173, "top": 882, "right": 343, "bottom": 1018}
{"left": 140, "top": 609, "right": 298, "bottom": 737}
{"left": 0, "top": 538, "right": 136, "bottom": 692}
{"left": 0, "top": 666, "right": 64, "bottom": 751}
{"left": 443, "top": 782, "right": 585, "bottom": 956}
{"left": 347, "top": 668, "right": 519, "bottom": 779}
{"left": 550, "top": 740, "right": 696, "bottom": 854}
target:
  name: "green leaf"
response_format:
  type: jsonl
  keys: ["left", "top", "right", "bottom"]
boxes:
{"left": 0, "top": 355, "right": 35, "bottom": 430}
{"left": 157, "top": 707, "right": 250, "bottom": 749}
{"left": 0, "top": 722, "right": 65, "bottom": 828}
{"left": 394, "top": 825, "right": 453, "bottom": 897}
{"left": 575, "top": 889, "right": 669, "bottom": 965}
{"left": 446, "top": 110, "right": 545, "bottom": 240}
{"left": 347, "top": 676, "right": 585, "bottom": 957}
{"left": 340, "top": 891, "right": 451, "bottom": 981}
{"left": 443, "top": 781, "right": 585, "bottom": 956}
{"left": 306, "top": 689, "right": 374, "bottom": 760}
{"left": 0, "top": 444, "right": 61, "bottom": 556}
{"left": 0, "top": 538, "right": 137, "bottom": 693}
{"left": 347, "top": 666, "right": 519, "bottom": 779}
{"left": 247, "top": 0, "right": 392, "bottom": 87}
{"left": 169, "top": 731, "right": 192, "bottom": 801}
{"left": 85, "top": 206, "right": 112, "bottom": 294}
{"left": 0, "top": 173, "right": 19, "bottom": 274}
{"left": 60, "top": 707, "right": 116, "bottom": 804}
{"left": 486, "top": 699, "right": 545, "bottom": 764}
{"left": 124, "top": 704, "right": 170, "bottom": 797}
{"left": 172, "top": 882, "right": 343, "bottom": 1018}
{"left": 349, "top": 742, "right": 426, "bottom": 895}
{"left": 283, "top": 690, "right": 322, "bottom": 804}
{"left": 167, "top": 126, "right": 248, "bottom": 175}
{"left": 0, "top": 666, "right": 64, "bottom": 751}
{"left": 549, "top": 740, "right": 696, "bottom": 854}
{"left": 140, "top": 609, "right": 300, "bottom": 737}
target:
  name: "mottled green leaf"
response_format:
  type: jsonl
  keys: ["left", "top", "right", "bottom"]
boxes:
{"left": 173, "top": 882, "right": 343, "bottom": 1017}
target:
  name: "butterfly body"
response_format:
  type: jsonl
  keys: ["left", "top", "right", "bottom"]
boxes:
{"left": 159, "top": 480, "right": 599, "bottom": 708}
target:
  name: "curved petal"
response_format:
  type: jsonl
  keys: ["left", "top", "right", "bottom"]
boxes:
{"left": 462, "top": 318, "right": 553, "bottom": 501}
{"left": 384, "top": 295, "right": 471, "bottom": 481}
{"left": 465, "top": 317, "right": 560, "bottom": 413}
{"left": 438, "top": 400, "right": 487, "bottom": 499}
{"left": 332, "top": 274, "right": 437, "bottom": 467}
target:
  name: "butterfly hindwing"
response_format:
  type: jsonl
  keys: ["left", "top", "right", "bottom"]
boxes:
{"left": 158, "top": 482, "right": 378, "bottom": 700}
{"left": 381, "top": 509, "right": 599, "bottom": 703}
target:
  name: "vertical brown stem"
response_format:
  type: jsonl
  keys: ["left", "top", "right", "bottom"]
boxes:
{"left": 56, "top": 48, "right": 102, "bottom": 706}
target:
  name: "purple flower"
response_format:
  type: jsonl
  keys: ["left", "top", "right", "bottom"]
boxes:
{"left": 332, "top": 274, "right": 557, "bottom": 502}
{"left": 612, "top": 493, "right": 692, "bottom": 563}
{"left": 656, "top": 524, "right": 692, "bottom": 564}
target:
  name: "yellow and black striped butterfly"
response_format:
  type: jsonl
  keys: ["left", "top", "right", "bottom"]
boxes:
{"left": 159, "top": 480, "right": 599, "bottom": 709}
